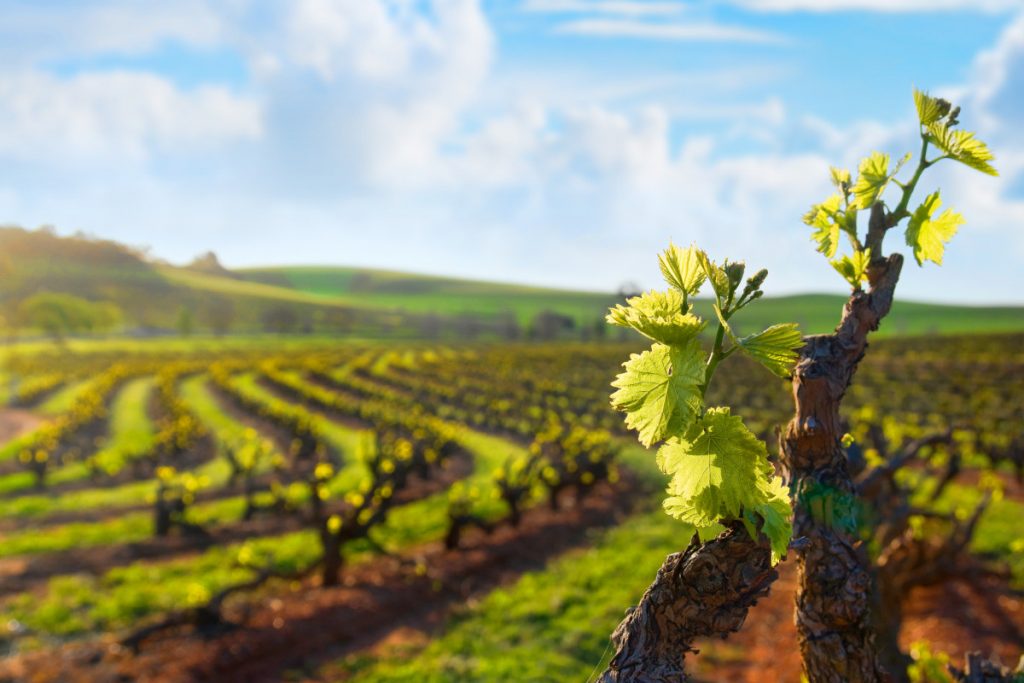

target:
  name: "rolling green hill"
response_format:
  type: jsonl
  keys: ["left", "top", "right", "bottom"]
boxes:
{"left": 235, "top": 265, "right": 617, "bottom": 325}
{"left": 236, "top": 265, "right": 1024, "bottom": 337}
{"left": 0, "top": 226, "right": 1021, "bottom": 338}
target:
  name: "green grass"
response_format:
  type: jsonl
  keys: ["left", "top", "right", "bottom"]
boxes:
{"left": 0, "top": 378, "right": 157, "bottom": 497}
{"left": 228, "top": 372, "right": 367, "bottom": 459}
{"left": 236, "top": 266, "right": 1024, "bottom": 336}
{"left": 690, "top": 294, "right": 1024, "bottom": 337}
{"left": 0, "top": 424, "right": 523, "bottom": 640}
{"left": 237, "top": 265, "right": 618, "bottom": 327}
{"left": 336, "top": 507, "right": 679, "bottom": 682}
{"left": 90, "top": 377, "right": 155, "bottom": 476}
{"left": 35, "top": 378, "right": 93, "bottom": 416}
{"left": 326, "top": 444, "right": 1024, "bottom": 682}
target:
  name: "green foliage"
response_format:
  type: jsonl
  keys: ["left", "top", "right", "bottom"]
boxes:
{"left": 925, "top": 122, "right": 998, "bottom": 176}
{"left": 609, "top": 244, "right": 796, "bottom": 563}
{"left": 905, "top": 191, "right": 965, "bottom": 266}
{"left": 713, "top": 308, "right": 804, "bottom": 379}
{"left": 830, "top": 248, "right": 872, "bottom": 288}
{"left": 658, "top": 242, "right": 706, "bottom": 299}
{"left": 851, "top": 152, "right": 894, "bottom": 210}
{"left": 804, "top": 88, "right": 996, "bottom": 289}
{"left": 606, "top": 290, "right": 706, "bottom": 345}
{"left": 609, "top": 341, "right": 704, "bottom": 448}
{"left": 913, "top": 89, "right": 952, "bottom": 126}
{"left": 18, "top": 292, "right": 123, "bottom": 339}
{"left": 659, "top": 408, "right": 772, "bottom": 527}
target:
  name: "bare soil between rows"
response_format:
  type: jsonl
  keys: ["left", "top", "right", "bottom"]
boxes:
{"left": 1, "top": 476, "right": 643, "bottom": 683}
{"left": 0, "top": 450, "right": 474, "bottom": 597}
{"left": 688, "top": 563, "right": 1023, "bottom": 683}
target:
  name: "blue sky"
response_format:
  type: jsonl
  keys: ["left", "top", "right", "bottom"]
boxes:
{"left": 1, "top": 0, "right": 1022, "bottom": 303}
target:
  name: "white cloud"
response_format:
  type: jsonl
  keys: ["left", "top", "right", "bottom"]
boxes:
{"left": 0, "top": 0, "right": 224, "bottom": 64}
{"left": 1, "top": 0, "right": 1022, "bottom": 304}
{"left": 0, "top": 70, "right": 261, "bottom": 164}
{"left": 730, "top": 0, "right": 1019, "bottom": 12}
{"left": 554, "top": 17, "right": 786, "bottom": 42}
{"left": 521, "top": 0, "right": 685, "bottom": 15}
{"left": 252, "top": 0, "right": 494, "bottom": 189}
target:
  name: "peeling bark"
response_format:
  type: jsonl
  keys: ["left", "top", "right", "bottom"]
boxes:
{"left": 780, "top": 213, "right": 902, "bottom": 683}
{"left": 951, "top": 652, "right": 1024, "bottom": 682}
{"left": 599, "top": 523, "right": 777, "bottom": 682}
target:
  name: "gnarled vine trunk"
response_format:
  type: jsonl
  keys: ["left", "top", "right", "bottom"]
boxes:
{"left": 780, "top": 216, "right": 902, "bottom": 683}
{"left": 599, "top": 523, "right": 777, "bottom": 682}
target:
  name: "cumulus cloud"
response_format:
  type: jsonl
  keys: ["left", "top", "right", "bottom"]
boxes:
{"left": 553, "top": 17, "right": 785, "bottom": 42}
{"left": 0, "top": 0, "right": 1022, "bottom": 304}
{"left": 730, "top": 0, "right": 1019, "bottom": 12}
{"left": 249, "top": 0, "right": 494, "bottom": 191}
{"left": 521, "top": 0, "right": 686, "bottom": 15}
{"left": 0, "top": 0, "right": 224, "bottom": 64}
{"left": 0, "top": 70, "right": 261, "bottom": 165}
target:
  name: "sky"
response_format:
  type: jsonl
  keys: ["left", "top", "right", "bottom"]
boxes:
{"left": 1, "top": 0, "right": 1023, "bottom": 304}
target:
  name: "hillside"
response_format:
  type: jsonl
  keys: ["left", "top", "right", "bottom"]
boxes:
{"left": 238, "top": 265, "right": 1024, "bottom": 337}
{"left": 0, "top": 226, "right": 1022, "bottom": 338}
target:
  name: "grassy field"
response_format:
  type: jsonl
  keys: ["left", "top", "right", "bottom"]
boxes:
{"left": 236, "top": 265, "right": 1024, "bottom": 336}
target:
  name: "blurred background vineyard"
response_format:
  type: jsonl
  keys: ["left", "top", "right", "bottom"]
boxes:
{"left": 0, "top": 227, "right": 1020, "bottom": 682}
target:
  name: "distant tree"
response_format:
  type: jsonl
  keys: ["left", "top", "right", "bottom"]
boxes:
{"left": 323, "top": 308, "right": 356, "bottom": 336}
{"left": 494, "top": 311, "right": 521, "bottom": 341}
{"left": 454, "top": 312, "right": 483, "bottom": 341}
{"left": 176, "top": 306, "right": 195, "bottom": 337}
{"left": 417, "top": 312, "right": 443, "bottom": 340}
{"left": 529, "top": 310, "right": 575, "bottom": 341}
{"left": 262, "top": 305, "right": 299, "bottom": 334}
{"left": 617, "top": 281, "right": 643, "bottom": 300}
{"left": 18, "top": 293, "right": 122, "bottom": 342}
{"left": 200, "top": 298, "right": 235, "bottom": 337}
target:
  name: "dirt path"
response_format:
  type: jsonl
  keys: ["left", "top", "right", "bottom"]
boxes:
{"left": 0, "top": 408, "right": 43, "bottom": 444}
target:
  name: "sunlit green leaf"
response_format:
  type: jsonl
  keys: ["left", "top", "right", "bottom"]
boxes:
{"left": 658, "top": 242, "right": 706, "bottom": 297}
{"left": 905, "top": 191, "right": 964, "bottom": 266}
{"left": 913, "top": 88, "right": 951, "bottom": 126}
{"left": 926, "top": 123, "right": 998, "bottom": 176}
{"left": 606, "top": 289, "right": 706, "bottom": 345}
{"left": 830, "top": 248, "right": 872, "bottom": 289}
{"left": 851, "top": 152, "right": 891, "bottom": 209}
{"left": 610, "top": 340, "right": 705, "bottom": 448}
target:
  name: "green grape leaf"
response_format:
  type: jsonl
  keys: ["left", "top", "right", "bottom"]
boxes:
{"left": 607, "top": 289, "right": 707, "bottom": 345}
{"left": 926, "top": 123, "right": 998, "bottom": 176}
{"left": 905, "top": 191, "right": 964, "bottom": 266}
{"left": 660, "top": 407, "right": 773, "bottom": 530}
{"left": 829, "top": 166, "right": 851, "bottom": 192}
{"left": 913, "top": 88, "right": 951, "bottom": 126}
{"left": 658, "top": 242, "right": 706, "bottom": 297}
{"left": 851, "top": 152, "right": 895, "bottom": 209}
{"left": 804, "top": 194, "right": 851, "bottom": 258}
{"left": 735, "top": 323, "right": 804, "bottom": 379}
{"left": 712, "top": 305, "right": 803, "bottom": 379}
{"left": 830, "top": 248, "right": 872, "bottom": 289}
{"left": 696, "top": 251, "right": 731, "bottom": 304}
{"left": 744, "top": 476, "right": 792, "bottom": 565}
{"left": 811, "top": 219, "right": 841, "bottom": 259}
{"left": 611, "top": 340, "right": 705, "bottom": 448}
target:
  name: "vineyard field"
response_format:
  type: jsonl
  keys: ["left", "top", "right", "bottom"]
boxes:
{"left": 0, "top": 333, "right": 1019, "bottom": 682}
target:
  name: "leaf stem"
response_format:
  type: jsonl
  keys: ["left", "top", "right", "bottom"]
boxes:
{"left": 889, "top": 135, "right": 931, "bottom": 226}
{"left": 701, "top": 322, "right": 728, "bottom": 396}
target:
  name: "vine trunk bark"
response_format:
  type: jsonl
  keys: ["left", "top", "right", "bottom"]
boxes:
{"left": 598, "top": 523, "right": 777, "bottom": 682}
{"left": 780, "top": 228, "right": 903, "bottom": 683}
